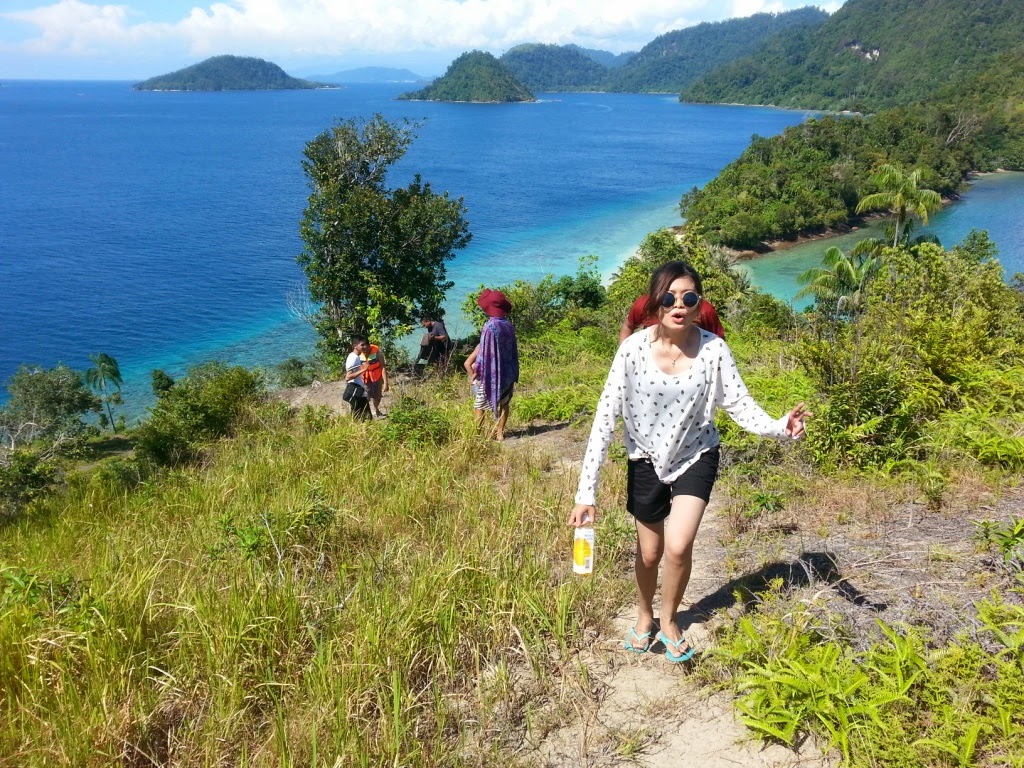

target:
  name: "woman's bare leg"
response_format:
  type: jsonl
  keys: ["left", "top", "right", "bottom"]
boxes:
{"left": 495, "top": 400, "right": 510, "bottom": 441}
{"left": 631, "top": 518, "right": 665, "bottom": 648}
{"left": 659, "top": 494, "right": 708, "bottom": 652}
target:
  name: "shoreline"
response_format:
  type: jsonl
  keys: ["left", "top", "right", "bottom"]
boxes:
{"left": 721, "top": 168, "right": 1023, "bottom": 264}
{"left": 727, "top": 213, "right": 889, "bottom": 261}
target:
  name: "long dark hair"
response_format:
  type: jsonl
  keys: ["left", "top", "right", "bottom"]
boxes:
{"left": 644, "top": 260, "right": 704, "bottom": 319}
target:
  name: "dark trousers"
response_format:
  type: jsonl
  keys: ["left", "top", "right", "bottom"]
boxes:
{"left": 417, "top": 339, "right": 449, "bottom": 367}
{"left": 349, "top": 395, "right": 372, "bottom": 421}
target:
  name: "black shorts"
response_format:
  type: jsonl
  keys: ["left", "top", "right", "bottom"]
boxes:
{"left": 626, "top": 448, "right": 720, "bottom": 524}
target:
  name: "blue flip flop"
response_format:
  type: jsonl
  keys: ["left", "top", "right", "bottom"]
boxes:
{"left": 657, "top": 630, "right": 696, "bottom": 663}
{"left": 623, "top": 625, "right": 653, "bottom": 653}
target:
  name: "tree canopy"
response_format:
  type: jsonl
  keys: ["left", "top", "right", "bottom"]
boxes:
{"left": 680, "top": 107, "right": 987, "bottom": 249}
{"left": 297, "top": 115, "right": 471, "bottom": 362}
{"left": 499, "top": 44, "right": 608, "bottom": 92}
{"left": 0, "top": 364, "right": 100, "bottom": 452}
{"left": 399, "top": 51, "right": 535, "bottom": 103}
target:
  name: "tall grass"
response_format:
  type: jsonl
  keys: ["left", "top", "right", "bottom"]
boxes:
{"left": 0, "top": 398, "right": 630, "bottom": 766}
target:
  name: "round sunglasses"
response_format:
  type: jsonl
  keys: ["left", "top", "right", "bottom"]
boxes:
{"left": 660, "top": 290, "right": 701, "bottom": 309}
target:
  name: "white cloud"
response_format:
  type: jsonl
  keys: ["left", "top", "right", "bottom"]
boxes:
{"left": 730, "top": 0, "right": 786, "bottom": 18}
{"left": 2, "top": 0, "right": 813, "bottom": 58}
{"left": 0, "top": 0, "right": 843, "bottom": 76}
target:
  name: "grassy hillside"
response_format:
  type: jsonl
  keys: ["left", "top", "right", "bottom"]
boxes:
{"left": 683, "top": 0, "right": 1024, "bottom": 111}
{"left": 399, "top": 51, "right": 535, "bottom": 103}
{"left": 606, "top": 7, "right": 828, "bottom": 93}
{"left": 134, "top": 55, "right": 320, "bottom": 91}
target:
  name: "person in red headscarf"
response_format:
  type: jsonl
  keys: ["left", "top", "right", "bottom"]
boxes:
{"left": 619, "top": 293, "right": 725, "bottom": 345}
{"left": 464, "top": 289, "right": 519, "bottom": 441}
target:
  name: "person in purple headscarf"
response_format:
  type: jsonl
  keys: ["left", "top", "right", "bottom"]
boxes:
{"left": 463, "top": 288, "right": 519, "bottom": 441}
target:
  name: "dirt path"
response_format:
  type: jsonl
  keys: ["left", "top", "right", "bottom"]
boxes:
{"left": 528, "top": 503, "right": 832, "bottom": 768}
{"left": 502, "top": 424, "right": 833, "bottom": 768}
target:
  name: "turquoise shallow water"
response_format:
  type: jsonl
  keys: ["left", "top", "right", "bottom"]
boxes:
{"left": 741, "top": 172, "right": 1024, "bottom": 306}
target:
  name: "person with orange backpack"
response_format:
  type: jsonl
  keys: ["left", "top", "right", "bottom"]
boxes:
{"left": 360, "top": 341, "right": 389, "bottom": 418}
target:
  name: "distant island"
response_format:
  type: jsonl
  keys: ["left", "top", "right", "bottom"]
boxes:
{"left": 309, "top": 67, "right": 428, "bottom": 84}
{"left": 417, "top": 9, "right": 826, "bottom": 95}
{"left": 500, "top": 44, "right": 609, "bottom": 92}
{"left": 399, "top": 51, "right": 535, "bottom": 103}
{"left": 134, "top": 55, "right": 323, "bottom": 92}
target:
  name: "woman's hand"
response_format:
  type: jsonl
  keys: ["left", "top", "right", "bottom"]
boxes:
{"left": 567, "top": 504, "right": 597, "bottom": 527}
{"left": 785, "top": 402, "right": 813, "bottom": 438}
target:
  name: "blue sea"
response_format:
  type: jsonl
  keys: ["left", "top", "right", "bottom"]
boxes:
{"left": 2, "top": 81, "right": 1023, "bottom": 416}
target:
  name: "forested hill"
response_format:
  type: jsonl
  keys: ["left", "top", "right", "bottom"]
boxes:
{"left": 605, "top": 7, "right": 828, "bottom": 93}
{"left": 680, "top": 46, "right": 1024, "bottom": 249}
{"left": 399, "top": 51, "right": 535, "bottom": 102}
{"left": 567, "top": 45, "right": 635, "bottom": 69}
{"left": 499, "top": 44, "right": 608, "bottom": 91}
{"left": 134, "top": 55, "right": 321, "bottom": 91}
{"left": 683, "top": 0, "right": 1024, "bottom": 111}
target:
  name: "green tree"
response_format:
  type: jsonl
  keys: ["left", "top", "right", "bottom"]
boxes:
{"left": 796, "top": 246, "right": 881, "bottom": 317}
{"left": 297, "top": 115, "right": 472, "bottom": 363}
{"left": 0, "top": 364, "right": 100, "bottom": 452}
{"left": 856, "top": 165, "right": 942, "bottom": 247}
{"left": 85, "top": 353, "right": 123, "bottom": 431}
{"left": 151, "top": 369, "right": 176, "bottom": 398}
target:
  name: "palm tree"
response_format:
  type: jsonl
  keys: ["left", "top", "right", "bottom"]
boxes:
{"left": 855, "top": 164, "right": 942, "bottom": 248}
{"left": 795, "top": 246, "right": 881, "bottom": 316}
{"left": 86, "top": 352, "right": 123, "bottom": 431}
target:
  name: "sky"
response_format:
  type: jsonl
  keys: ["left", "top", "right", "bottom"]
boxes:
{"left": 0, "top": 0, "right": 844, "bottom": 80}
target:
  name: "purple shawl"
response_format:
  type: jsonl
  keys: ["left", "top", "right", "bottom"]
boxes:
{"left": 478, "top": 317, "right": 519, "bottom": 416}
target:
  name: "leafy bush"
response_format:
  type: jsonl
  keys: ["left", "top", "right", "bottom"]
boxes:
{"left": 134, "top": 362, "right": 264, "bottom": 465}
{"left": 729, "top": 290, "right": 797, "bottom": 335}
{"left": 514, "top": 384, "right": 600, "bottom": 423}
{"left": 795, "top": 234, "right": 1024, "bottom": 470}
{"left": 0, "top": 451, "right": 56, "bottom": 517}
{"left": 150, "top": 369, "right": 175, "bottom": 397}
{"left": 710, "top": 587, "right": 1024, "bottom": 768}
{"left": 379, "top": 397, "right": 453, "bottom": 448}
{"left": 974, "top": 518, "right": 1024, "bottom": 574}
{"left": 273, "top": 357, "right": 320, "bottom": 389}
{"left": 90, "top": 457, "right": 150, "bottom": 493}
{"left": 804, "top": 364, "right": 924, "bottom": 469}
{"left": 463, "top": 257, "right": 605, "bottom": 337}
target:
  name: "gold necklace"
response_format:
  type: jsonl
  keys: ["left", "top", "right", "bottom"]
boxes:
{"left": 665, "top": 339, "right": 684, "bottom": 367}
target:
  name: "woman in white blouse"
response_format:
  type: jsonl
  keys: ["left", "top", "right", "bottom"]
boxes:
{"left": 568, "top": 261, "right": 809, "bottom": 662}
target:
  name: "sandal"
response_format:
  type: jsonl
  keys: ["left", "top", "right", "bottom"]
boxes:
{"left": 623, "top": 625, "right": 653, "bottom": 653}
{"left": 657, "top": 630, "right": 696, "bottom": 663}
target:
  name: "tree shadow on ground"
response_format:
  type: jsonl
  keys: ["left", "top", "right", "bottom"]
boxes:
{"left": 677, "top": 550, "right": 888, "bottom": 627}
